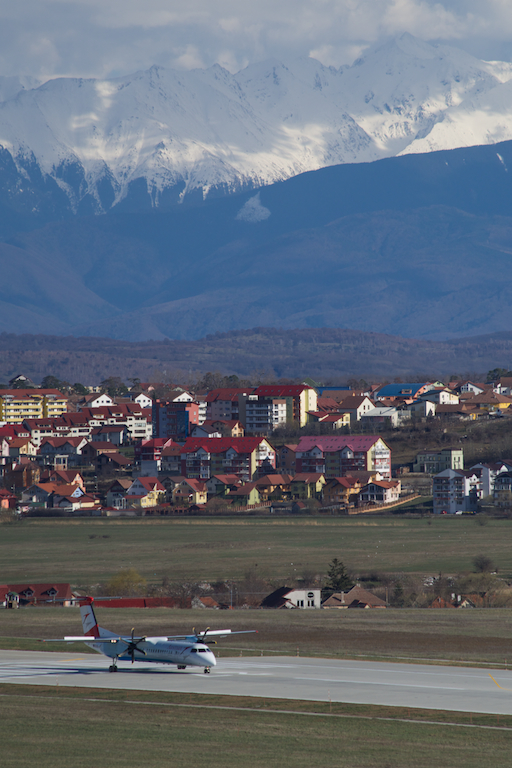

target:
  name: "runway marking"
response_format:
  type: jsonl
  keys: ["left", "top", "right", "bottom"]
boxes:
{"left": 295, "top": 676, "right": 466, "bottom": 691}
{"left": 0, "top": 692, "right": 510, "bottom": 732}
{"left": 489, "top": 674, "right": 512, "bottom": 691}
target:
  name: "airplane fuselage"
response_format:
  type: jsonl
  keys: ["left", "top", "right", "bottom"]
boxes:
{"left": 86, "top": 636, "right": 217, "bottom": 669}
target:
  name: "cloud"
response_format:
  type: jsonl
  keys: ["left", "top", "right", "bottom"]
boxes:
{"left": 2, "top": 1, "right": 512, "bottom": 81}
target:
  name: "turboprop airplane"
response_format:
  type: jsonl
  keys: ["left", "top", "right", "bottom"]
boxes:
{"left": 42, "top": 597, "right": 256, "bottom": 673}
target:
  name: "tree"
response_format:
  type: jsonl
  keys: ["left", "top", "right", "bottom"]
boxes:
{"left": 105, "top": 568, "right": 147, "bottom": 596}
{"left": 473, "top": 554, "right": 494, "bottom": 573}
{"left": 322, "top": 557, "right": 353, "bottom": 598}
{"left": 72, "top": 382, "right": 88, "bottom": 395}
{"left": 40, "top": 375, "right": 63, "bottom": 390}
{"left": 392, "top": 582, "right": 405, "bottom": 607}
{"left": 100, "top": 376, "right": 128, "bottom": 397}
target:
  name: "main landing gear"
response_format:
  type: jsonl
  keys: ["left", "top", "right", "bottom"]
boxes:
{"left": 177, "top": 665, "right": 187, "bottom": 670}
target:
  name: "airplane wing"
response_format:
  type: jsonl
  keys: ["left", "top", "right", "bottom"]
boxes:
{"left": 165, "top": 629, "right": 257, "bottom": 641}
{"left": 41, "top": 636, "right": 124, "bottom": 643}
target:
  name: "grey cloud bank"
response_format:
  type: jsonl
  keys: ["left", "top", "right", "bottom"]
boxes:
{"left": 3, "top": 1, "right": 512, "bottom": 80}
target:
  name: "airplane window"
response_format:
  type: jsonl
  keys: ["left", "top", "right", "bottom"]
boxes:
{"left": 190, "top": 649, "right": 197, "bottom": 653}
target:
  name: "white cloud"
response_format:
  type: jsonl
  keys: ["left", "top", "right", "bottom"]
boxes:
{"left": 2, "top": 1, "right": 512, "bottom": 81}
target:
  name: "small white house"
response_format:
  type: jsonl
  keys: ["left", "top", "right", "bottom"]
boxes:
{"left": 261, "top": 587, "right": 321, "bottom": 609}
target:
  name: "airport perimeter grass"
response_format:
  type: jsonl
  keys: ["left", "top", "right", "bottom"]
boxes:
{"left": 3, "top": 607, "right": 512, "bottom": 666}
{"left": 2, "top": 683, "right": 512, "bottom": 768}
{"left": 2, "top": 514, "right": 512, "bottom": 586}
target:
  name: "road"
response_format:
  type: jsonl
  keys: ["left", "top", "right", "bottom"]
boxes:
{"left": 0, "top": 650, "right": 511, "bottom": 715}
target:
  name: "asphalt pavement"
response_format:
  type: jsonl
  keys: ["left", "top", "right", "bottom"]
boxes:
{"left": 1, "top": 650, "right": 511, "bottom": 715}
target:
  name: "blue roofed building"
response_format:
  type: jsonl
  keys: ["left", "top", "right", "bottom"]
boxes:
{"left": 374, "top": 383, "right": 435, "bottom": 402}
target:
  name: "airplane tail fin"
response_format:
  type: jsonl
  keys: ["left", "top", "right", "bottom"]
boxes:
{"left": 80, "top": 598, "right": 100, "bottom": 637}
{"left": 79, "top": 597, "right": 120, "bottom": 639}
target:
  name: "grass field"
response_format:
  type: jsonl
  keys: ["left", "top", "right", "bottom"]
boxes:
{"left": 2, "top": 515, "right": 512, "bottom": 587}
{"left": 3, "top": 684, "right": 512, "bottom": 768}
{"left": 3, "top": 606, "right": 512, "bottom": 666}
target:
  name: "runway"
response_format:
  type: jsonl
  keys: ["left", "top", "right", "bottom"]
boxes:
{"left": 1, "top": 650, "right": 512, "bottom": 715}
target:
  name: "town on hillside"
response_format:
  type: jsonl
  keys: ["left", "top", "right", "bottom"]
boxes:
{"left": 1, "top": 372, "right": 512, "bottom": 518}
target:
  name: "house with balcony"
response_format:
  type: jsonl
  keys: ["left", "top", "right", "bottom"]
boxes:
{"left": 241, "top": 394, "right": 287, "bottom": 435}
{"left": 334, "top": 395, "right": 375, "bottom": 422}
{"left": 205, "top": 388, "right": 254, "bottom": 422}
{"left": 295, "top": 435, "right": 391, "bottom": 479}
{"left": 125, "top": 477, "right": 166, "bottom": 508}
{"left": 290, "top": 473, "right": 326, "bottom": 499}
{"left": 322, "top": 476, "right": 362, "bottom": 506}
{"left": 413, "top": 448, "right": 464, "bottom": 474}
{"left": 255, "top": 474, "right": 293, "bottom": 501}
{"left": 241, "top": 385, "right": 317, "bottom": 427}
{"left": 106, "top": 478, "right": 132, "bottom": 509}
{"left": 172, "top": 478, "right": 208, "bottom": 506}
{"left": 277, "top": 444, "right": 298, "bottom": 474}
{"left": 152, "top": 399, "right": 199, "bottom": 440}
{"left": 359, "top": 479, "right": 401, "bottom": 505}
{"left": 432, "top": 468, "right": 482, "bottom": 514}
{"left": 227, "top": 482, "right": 262, "bottom": 506}
{"left": 468, "top": 462, "right": 512, "bottom": 497}
{"left": 0, "top": 389, "right": 67, "bottom": 424}
{"left": 180, "top": 437, "right": 276, "bottom": 482}
{"left": 205, "top": 474, "right": 242, "bottom": 497}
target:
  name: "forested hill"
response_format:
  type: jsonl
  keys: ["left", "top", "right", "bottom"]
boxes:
{"left": 1, "top": 328, "right": 511, "bottom": 385}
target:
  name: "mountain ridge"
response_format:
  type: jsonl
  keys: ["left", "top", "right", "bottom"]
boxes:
{"left": 2, "top": 34, "right": 512, "bottom": 216}
{"left": 1, "top": 327, "right": 511, "bottom": 384}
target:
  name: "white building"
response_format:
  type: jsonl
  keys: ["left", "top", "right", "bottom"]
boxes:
{"left": 433, "top": 468, "right": 482, "bottom": 514}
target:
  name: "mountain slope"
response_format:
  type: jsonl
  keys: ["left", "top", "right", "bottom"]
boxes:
{"left": 2, "top": 34, "right": 512, "bottom": 218}
{"left": 3, "top": 136, "right": 512, "bottom": 341}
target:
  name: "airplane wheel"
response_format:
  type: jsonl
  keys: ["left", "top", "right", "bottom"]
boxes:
{"left": 109, "top": 665, "right": 117, "bottom": 673}
{"left": 177, "top": 665, "right": 186, "bottom": 670}
{"left": 204, "top": 667, "right": 210, "bottom": 674}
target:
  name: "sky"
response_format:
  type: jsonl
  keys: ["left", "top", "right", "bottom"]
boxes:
{"left": 3, "top": 0, "right": 512, "bottom": 81}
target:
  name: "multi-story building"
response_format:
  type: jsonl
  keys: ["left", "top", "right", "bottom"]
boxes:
{"left": 79, "top": 405, "right": 152, "bottom": 442}
{"left": 152, "top": 400, "right": 199, "bottom": 440}
{"left": 205, "top": 388, "right": 254, "bottom": 422}
{"left": 471, "top": 462, "right": 512, "bottom": 497}
{"left": 180, "top": 437, "right": 276, "bottom": 482}
{"left": 0, "top": 389, "right": 67, "bottom": 424}
{"left": 413, "top": 448, "right": 464, "bottom": 474}
{"left": 295, "top": 436, "right": 391, "bottom": 479}
{"left": 244, "top": 385, "right": 317, "bottom": 427}
{"left": 432, "top": 468, "right": 482, "bottom": 513}
{"left": 243, "top": 394, "right": 287, "bottom": 435}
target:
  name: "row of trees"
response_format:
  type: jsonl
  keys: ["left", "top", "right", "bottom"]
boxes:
{"left": 99, "top": 554, "right": 510, "bottom": 609}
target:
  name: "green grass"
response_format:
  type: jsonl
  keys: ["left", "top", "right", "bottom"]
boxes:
{"left": 4, "top": 607, "right": 512, "bottom": 666}
{"left": 2, "top": 515, "right": 512, "bottom": 587}
{"left": 2, "top": 684, "right": 512, "bottom": 768}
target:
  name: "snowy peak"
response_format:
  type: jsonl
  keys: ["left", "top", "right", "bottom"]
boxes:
{"left": 1, "top": 35, "right": 512, "bottom": 213}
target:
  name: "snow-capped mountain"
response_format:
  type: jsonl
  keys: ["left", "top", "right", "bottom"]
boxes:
{"left": 2, "top": 33, "right": 512, "bottom": 213}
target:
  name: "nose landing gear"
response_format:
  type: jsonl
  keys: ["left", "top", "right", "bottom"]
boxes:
{"left": 108, "top": 657, "right": 119, "bottom": 673}
{"left": 204, "top": 667, "right": 211, "bottom": 674}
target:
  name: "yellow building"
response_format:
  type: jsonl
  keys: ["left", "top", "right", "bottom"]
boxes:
{"left": 0, "top": 389, "right": 67, "bottom": 424}
{"left": 126, "top": 477, "right": 166, "bottom": 508}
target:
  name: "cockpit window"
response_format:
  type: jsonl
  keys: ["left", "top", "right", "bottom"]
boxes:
{"left": 190, "top": 649, "right": 197, "bottom": 653}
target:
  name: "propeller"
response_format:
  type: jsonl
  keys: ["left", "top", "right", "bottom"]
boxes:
{"left": 193, "top": 627, "right": 217, "bottom": 645}
{"left": 119, "top": 628, "right": 147, "bottom": 663}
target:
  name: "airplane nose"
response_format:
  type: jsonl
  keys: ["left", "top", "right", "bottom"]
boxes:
{"left": 208, "top": 652, "right": 217, "bottom": 666}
